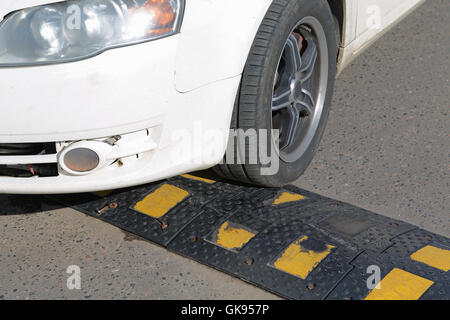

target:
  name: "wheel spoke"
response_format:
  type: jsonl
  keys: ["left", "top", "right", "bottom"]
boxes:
{"left": 284, "top": 34, "right": 302, "bottom": 76}
{"left": 295, "top": 88, "right": 314, "bottom": 115}
{"left": 280, "top": 106, "right": 300, "bottom": 150}
{"left": 299, "top": 36, "right": 318, "bottom": 83}
{"left": 272, "top": 86, "right": 292, "bottom": 111}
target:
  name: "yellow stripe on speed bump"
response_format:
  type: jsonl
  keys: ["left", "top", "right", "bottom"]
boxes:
{"left": 273, "top": 236, "right": 335, "bottom": 279}
{"left": 273, "top": 192, "right": 306, "bottom": 205}
{"left": 133, "top": 184, "right": 189, "bottom": 219}
{"left": 181, "top": 174, "right": 216, "bottom": 184}
{"left": 365, "top": 268, "right": 434, "bottom": 300}
{"left": 410, "top": 245, "right": 450, "bottom": 272}
{"left": 215, "top": 222, "right": 256, "bottom": 251}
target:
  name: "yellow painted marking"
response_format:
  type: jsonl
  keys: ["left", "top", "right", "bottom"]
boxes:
{"left": 181, "top": 174, "right": 216, "bottom": 184}
{"left": 410, "top": 245, "right": 450, "bottom": 272}
{"left": 273, "top": 236, "right": 335, "bottom": 279}
{"left": 273, "top": 192, "right": 305, "bottom": 205}
{"left": 133, "top": 184, "right": 189, "bottom": 218}
{"left": 365, "top": 268, "right": 434, "bottom": 300}
{"left": 92, "top": 190, "right": 113, "bottom": 197}
{"left": 216, "top": 222, "right": 255, "bottom": 250}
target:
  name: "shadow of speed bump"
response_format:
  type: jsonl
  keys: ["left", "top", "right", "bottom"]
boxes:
{"left": 273, "top": 192, "right": 306, "bottom": 205}
{"left": 273, "top": 236, "right": 335, "bottom": 279}
{"left": 365, "top": 268, "right": 434, "bottom": 300}
{"left": 91, "top": 190, "right": 113, "bottom": 197}
{"left": 410, "top": 245, "right": 450, "bottom": 272}
{"left": 133, "top": 184, "right": 189, "bottom": 218}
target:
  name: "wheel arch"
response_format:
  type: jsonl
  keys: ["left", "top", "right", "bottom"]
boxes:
{"left": 175, "top": 0, "right": 353, "bottom": 93}
{"left": 327, "top": 0, "right": 345, "bottom": 46}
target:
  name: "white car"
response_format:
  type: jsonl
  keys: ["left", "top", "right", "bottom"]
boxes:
{"left": 0, "top": 0, "right": 424, "bottom": 194}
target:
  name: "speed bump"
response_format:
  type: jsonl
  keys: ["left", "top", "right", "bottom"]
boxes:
{"left": 365, "top": 268, "right": 434, "bottom": 300}
{"left": 272, "top": 236, "right": 335, "bottom": 279}
{"left": 410, "top": 245, "right": 450, "bottom": 272}
{"left": 181, "top": 174, "right": 216, "bottom": 184}
{"left": 207, "top": 221, "right": 256, "bottom": 252}
{"left": 273, "top": 192, "right": 305, "bottom": 205}
{"left": 133, "top": 184, "right": 189, "bottom": 218}
{"left": 49, "top": 173, "right": 450, "bottom": 300}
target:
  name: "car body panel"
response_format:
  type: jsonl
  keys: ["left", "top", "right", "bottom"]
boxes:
{"left": 0, "top": 76, "right": 241, "bottom": 194}
{"left": 0, "top": 0, "right": 425, "bottom": 193}
{"left": 338, "top": 0, "right": 425, "bottom": 70}
{"left": 174, "top": 0, "right": 273, "bottom": 92}
{"left": 0, "top": 36, "right": 178, "bottom": 143}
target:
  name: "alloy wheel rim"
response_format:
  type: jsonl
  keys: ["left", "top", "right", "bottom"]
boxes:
{"left": 271, "top": 16, "right": 329, "bottom": 163}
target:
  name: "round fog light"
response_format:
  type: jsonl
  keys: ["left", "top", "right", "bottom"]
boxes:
{"left": 63, "top": 148, "right": 100, "bottom": 173}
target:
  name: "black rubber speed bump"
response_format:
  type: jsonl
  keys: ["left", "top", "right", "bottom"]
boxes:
{"left": 50, "top": 174, "right": 450, "bottom": 300}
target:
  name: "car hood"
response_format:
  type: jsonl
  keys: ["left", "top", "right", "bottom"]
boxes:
{"left": 1, "top": 0, "right": 56, "bottom": 20}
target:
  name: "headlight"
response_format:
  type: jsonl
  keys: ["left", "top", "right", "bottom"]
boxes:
{"left": 0, "top": 0, "right": 184, "bottom": 66}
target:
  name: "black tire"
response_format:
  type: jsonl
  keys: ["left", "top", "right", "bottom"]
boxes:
{"left": 213, "top": 0, "right": 337, "bottom": 187}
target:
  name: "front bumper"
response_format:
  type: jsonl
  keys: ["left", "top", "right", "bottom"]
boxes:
{"left": 0, "top": 35, "right": 240, "bottom": 194}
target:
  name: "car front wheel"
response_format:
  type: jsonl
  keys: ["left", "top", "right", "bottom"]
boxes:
{"left": 214, "top": 0, "right": 337, "bottom": 187}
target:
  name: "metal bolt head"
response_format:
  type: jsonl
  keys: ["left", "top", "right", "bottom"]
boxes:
{"left": 390, "top": 223, "right": 399, "bottom": 227}
{"left": 330, "top": 203, "right": 339, "bottom": 207}
{"left": 160, "top": 223, "right": 168, "bottom": 230}
{"left": 307, "top": 283, "right": 316, "bottom": 290}
{"left": 245, "top": 258, "right": 254, "bottom": 266}
{"left": 109, "top": 202, "right": 118, "bottom": 209}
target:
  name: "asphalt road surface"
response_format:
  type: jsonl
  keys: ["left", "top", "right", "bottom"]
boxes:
{"left": 0, "top": 0, "right": 448, "bottom": 300}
